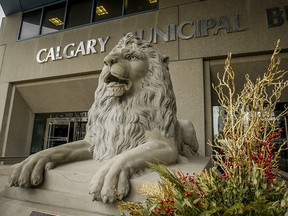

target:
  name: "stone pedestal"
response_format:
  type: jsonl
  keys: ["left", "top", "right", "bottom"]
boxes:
{"left": 0, "top": 156, "right": 211, "bottom": 216}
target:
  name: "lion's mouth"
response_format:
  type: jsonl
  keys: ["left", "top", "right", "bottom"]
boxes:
{"left": 104, "top": 73, "right": 132, "bottom": 92}
{"left": 105, "top": 74, "right": 128, "bottom": 85}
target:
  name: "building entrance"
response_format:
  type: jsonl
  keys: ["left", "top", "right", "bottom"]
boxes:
{"left": 30, "top": 112, "right": 88, "bottom": 154}
{"left": 44, "top": 117, "right": 87, "bottom": 149}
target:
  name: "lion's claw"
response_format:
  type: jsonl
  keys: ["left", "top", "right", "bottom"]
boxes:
{"left": 89, "top": 159, "right": 130, "bottom": 203}
{"left": 31, "top": 175, "right": 43, "bottom": 186}
{"left": 102, "top": 195, "right": 109, "bottom": 204}
{"left": 90, "top": 192, "right": 100, "bottom": 201}
{"left": 9, "top": 154, "right": 54, "bottom": 188}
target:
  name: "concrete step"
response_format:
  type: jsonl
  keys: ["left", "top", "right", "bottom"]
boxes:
{"left": 0, "top": 196, "right": 107, "bottom": 216}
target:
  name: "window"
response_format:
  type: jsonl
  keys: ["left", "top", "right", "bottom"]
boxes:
{"left": 19, "top": 9, "right": 42, "bottom": 40}
{"left": 30, "top": 113, "right": 50, "bottom": 154}
{"left": 41, "top": 3, "right": 66, "bottom": 35}
{"left": 19, "top": 0, "right": 159, "bottom": 40}
{"left": 66, "top": 0, "right": 93, "bottom": 28}
{"left": 93, "top": 0, "right": 123, "bottom": 22}
{"left": 125, "top": 0, "right": 158, "bottom": 15}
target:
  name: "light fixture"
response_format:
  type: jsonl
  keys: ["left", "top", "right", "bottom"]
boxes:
{"left": 49, "top": 17, "right": 64, "bottom": 26}
{"left": 149, "top": 0, "right": 157, "bottom": 3}
{"left": 96, "top": 5, "right": 108, "bottom": 16}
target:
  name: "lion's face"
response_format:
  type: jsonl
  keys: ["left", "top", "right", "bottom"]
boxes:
{"left": 102, "top": 46, "right": 149, "bottom": 97}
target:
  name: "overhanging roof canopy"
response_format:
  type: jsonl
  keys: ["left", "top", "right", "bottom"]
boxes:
{"left": 0, "top": 0, "right": 60, "bottom": 15}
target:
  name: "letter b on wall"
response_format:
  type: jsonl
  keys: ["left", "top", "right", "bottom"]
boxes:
{"left": 266, "top": 6, "right": 288, "bottom": 27}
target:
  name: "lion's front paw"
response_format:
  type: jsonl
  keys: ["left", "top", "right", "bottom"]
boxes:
{"left": 9, "top": 155, "right": 55, "bottom": 188}
{"left": 89, "top": 160, "right": 130, "bottom": 203}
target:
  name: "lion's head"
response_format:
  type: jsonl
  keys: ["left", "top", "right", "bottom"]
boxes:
{"left": 85, "top": 33, "right": 178, "bottom": 161}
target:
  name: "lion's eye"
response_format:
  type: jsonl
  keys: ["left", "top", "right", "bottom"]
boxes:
{"left": 126, "top": 55, "right": 139, "bottom": 61}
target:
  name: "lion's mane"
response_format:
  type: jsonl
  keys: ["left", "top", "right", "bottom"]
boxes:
{"left": 85, "top": 33, "right": 179, "bottom": 161}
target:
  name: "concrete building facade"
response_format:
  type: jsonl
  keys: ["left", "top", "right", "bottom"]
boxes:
{"left": 0, "top": 0, "right": 287, "bottom": 170}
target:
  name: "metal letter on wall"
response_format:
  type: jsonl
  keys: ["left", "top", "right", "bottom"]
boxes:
{"left": 266, "top": 7, "right": 284, "bottom": 27}
{"left": 36, "top": 48, "right": 47, "bottom": 63}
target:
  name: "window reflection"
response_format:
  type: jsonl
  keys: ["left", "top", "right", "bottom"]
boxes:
{"left": 93, "top": 0, "right": 122, "bottom": 22}
{"left": 125, "top": 0, "right": 158, "bottom": 15}
{"left": 41, "top": 3, "right": 66, "bottom": 35}
{"left": 66, "top": 0, "right": 93, "bottom": 28}
{"left": 19, "top": 9, "right": 42, "bottom": 40}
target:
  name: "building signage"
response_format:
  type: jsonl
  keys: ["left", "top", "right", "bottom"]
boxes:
{"left": 266, "top": 5, "right": 288, "bottom": 27}
{"left": 134, "top": 14, "right": 246, "bottom": 43}
{"left": 36, "top": 14, "right": 246, "bottom": 63}
{"left": 36, "top": 37, "right": 110, "bottom": 63}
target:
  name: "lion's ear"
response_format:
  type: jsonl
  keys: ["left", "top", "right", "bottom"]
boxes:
{"left": 163, "top": 55, "right": 169, "bottom": 65}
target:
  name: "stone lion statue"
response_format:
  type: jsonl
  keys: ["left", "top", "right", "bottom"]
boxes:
{"left": 9, "top": 33, "right": 198, "bottom": 203}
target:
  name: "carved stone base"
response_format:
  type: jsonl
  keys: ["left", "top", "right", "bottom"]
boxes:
{"left": 0, "top": 156, "right": 211, "bottom": 216}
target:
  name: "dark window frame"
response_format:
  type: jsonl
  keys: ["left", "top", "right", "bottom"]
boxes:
{"left": 65, "top": 0, "right": 93, "bottom": 29}
{"left": 40, "top": 2, "right": 67, "bottom": 35}
{"left": 17, "top": 0, "right": 159, "bottom": 41}
{"left": 18, "top": 8, "right": 43, "bottom": 40}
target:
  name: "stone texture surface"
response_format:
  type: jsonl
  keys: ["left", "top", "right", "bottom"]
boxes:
{"left": 0, "top": 156, "right": 211, "bottom": 216}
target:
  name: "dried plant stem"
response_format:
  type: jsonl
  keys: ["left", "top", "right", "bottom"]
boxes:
{"left": 211, "top": 40, "right": 288, "bottom": 182}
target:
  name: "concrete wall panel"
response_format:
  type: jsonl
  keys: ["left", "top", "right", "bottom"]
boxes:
{"left": 0, "top": 82, "right": 9, "bottom": 156}
{"left": 5, "top": 89, "right": 33, "bottom": 156}
{"left": 170, "top": 59, "right": 205, "bottom": 155}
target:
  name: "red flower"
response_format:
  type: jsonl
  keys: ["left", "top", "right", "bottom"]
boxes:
{"left": 165, "top": 207, "right": 170, "bottom": 213}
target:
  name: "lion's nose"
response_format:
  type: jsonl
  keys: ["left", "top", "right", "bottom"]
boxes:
{"left": 104, "top": 55, "right": 118, "bottom": 67}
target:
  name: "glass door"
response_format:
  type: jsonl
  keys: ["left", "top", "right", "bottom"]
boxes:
{"left": 43, "top": 116, "right": 88, "bottom": 149}
{"left": 73, "top": 120, "right": 87, "bottom": 141}
{"left": 45, "top": 118, "right": 71, "bottom": 149}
